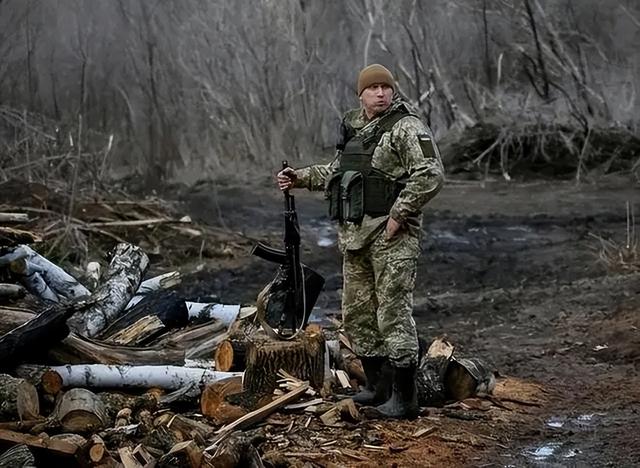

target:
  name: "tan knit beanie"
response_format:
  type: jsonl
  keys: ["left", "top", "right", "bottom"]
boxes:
{"left": 357, "top": 64, "right": 395, "bottom": 95}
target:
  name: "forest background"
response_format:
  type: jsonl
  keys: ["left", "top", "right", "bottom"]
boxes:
{"left": 0, "top": 0, "right": 638, "bottom": 186}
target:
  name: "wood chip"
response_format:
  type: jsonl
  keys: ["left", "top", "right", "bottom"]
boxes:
{"left": 335, "top": 370, "right": 351, "bottom": 388}
{"left": 412, "top": 426, "right": 437, "bottom": 438}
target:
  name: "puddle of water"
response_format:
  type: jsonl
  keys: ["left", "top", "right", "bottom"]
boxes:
{"left": 523, "top": 442, "right": 579, "bottom": 463}
{"left": 525, "top": 442, "right": 563, "bottom": 461}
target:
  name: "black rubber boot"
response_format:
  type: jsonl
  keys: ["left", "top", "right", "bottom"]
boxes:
{"left": 373, "top": 364, "right": 420, "bottom": 420}
{"left": 351, "top": 357, "right": 389, "bottom": 405}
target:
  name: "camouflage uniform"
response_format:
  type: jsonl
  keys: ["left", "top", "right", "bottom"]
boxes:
{"left": 296, "top": 98, "right": 444, "bottom": 368}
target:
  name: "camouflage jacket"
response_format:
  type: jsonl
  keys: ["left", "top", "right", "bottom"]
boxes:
{"left": 296, "top": 98, "right": 444, "bottom": 251}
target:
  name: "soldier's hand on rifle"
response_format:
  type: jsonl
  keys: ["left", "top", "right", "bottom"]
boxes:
{"left": 277, "top": 167, "right": 298, "bottom": 191}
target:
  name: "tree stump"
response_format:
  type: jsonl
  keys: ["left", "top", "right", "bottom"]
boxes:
{"left": 0, "top": 374, "right": 40, "bottom": 421}
{"left": 243, "top": 329, "right": 324, "bottom": 397}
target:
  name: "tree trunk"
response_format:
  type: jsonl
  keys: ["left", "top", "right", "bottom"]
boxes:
{"left": 200, "top": 377, "right": 247, "bottom": 425}
{"left": 49, "top": 364, "right": 241, "bottom": 390}
{"left": 67, "top": 243, "right": 149, "bottom": 338}
{"left": 14, "top": 364, "right": 63, "bottom": 396}
{"left": 0, "top": 374, "right": 39, "bottom": 422}
{"left": 54, "top": 388, "right": 108, "bottom": 433}
{"left": 49, "top": 332, "right": 184, "bottom": 366}
{"left": 243, "top": 330, "right": 324, "bottom": 397}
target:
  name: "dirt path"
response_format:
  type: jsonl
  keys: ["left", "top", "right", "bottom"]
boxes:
{"left": 175, "top": 175, "right": 638, "bottom": 466}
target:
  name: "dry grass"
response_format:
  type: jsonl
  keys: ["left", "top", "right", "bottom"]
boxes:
{"left": 590, "top": 202, "right": 638, "bottom": 273}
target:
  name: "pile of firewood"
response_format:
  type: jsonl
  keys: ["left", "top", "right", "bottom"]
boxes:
{"left": 0, "top": 201, "right": 499, "bottom": 466}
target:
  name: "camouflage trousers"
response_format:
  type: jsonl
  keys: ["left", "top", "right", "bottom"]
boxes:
{"left": 342, "top": 228, "right": 421, "bottom": 368}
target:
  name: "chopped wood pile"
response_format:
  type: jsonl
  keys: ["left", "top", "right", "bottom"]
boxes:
{"left": 0, "top": 188, "right": 501, "bottom": 467}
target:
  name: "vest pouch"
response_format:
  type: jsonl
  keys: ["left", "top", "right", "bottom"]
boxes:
{"left": 325, "top": 172, "right": 343, "bottom": 221}
{"left": 363, "top": 169, "right": 402, "bottom": 218}
{"left": 340, "top": 171, "right": 364, "bottom": 223}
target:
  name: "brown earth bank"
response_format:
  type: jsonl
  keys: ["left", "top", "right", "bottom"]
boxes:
{"left": 165, "top": 174, "right": 638, "bottom": 467}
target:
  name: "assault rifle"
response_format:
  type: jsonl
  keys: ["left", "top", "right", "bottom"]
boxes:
{"left": 251, "top": 161, "right": 325, "bottom": 339}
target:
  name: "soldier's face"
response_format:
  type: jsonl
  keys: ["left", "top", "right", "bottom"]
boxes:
{"left": 360, "top": 83, "right": 393, "bottom": 118}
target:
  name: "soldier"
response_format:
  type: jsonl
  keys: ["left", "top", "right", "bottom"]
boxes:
{"left": 276, "top": 64, "right": 444, "bottom": 419}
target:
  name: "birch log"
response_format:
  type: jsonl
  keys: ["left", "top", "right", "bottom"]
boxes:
{"left": 0, "top": 245, "right": 90, "bottom": 301}
{"left": 50, "top": 364, "right": 241, "bottom": 390}
{"left": 185, "top": 302, "right": 240, "bottom": 326}
{"left": 67, "top": 243, "right": 149, "bottom": 337}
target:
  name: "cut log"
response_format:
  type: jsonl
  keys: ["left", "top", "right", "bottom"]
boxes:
{"left": 97, "top": 392, "right": 159, "bottom": 423}
{"left": 205, "top": 431, "right": 264, "bottom": 468}
{"left": 444, "top": 357, "right": 496, "bottom": 400}
{"left": 0, "top": 245, "right": 90, "bottom": 301}
{"left": 200, "top": 377, "right": 247, "bottom": 425}
{"left": 49, "top": 332, "right": 185, "bottom": 366}
{"left": 0, "top": 374, "right": 39, "bottom": 421}
{"left": 54, "top": 388, "right": 108, "bottom": 433}
{"left": 14, "top": 364, "right": 63, "bottom": 396}
{"left": 161, "top": 440, "right": 202, "bottom": 468}
{"left": 0, "top": 307, "right": 34, "bottom": 335}
{"left": 104, "top": 315, "right": 165, "bottom": 346}
{"left": 0, "top": 428, "right": 79, "bottom": 457}
{"left": 67, "top": 243, "right": 149, "bottom": 338}
{"left": 243, "top": 330, "right": 324, "bottom": 397}
{"left": 118, "top": 445, "right": 156, "bottom": 468}
{"left": 0, "top": 444, "right": 34, "bottom": 467}
{"left": 155, "top": 320, "right": 226, "bottom": 349}
{"left": 214, "top": 339, "right": 247, "bottom": 372}
{"left": 50, "top": 364, "right": 241, "bottom": 390}
{"left": 84, "top": 434, "right": 118, "bottom": 466}
{"left": 185, "top": 330, "right": 229, "bottom": 360}
{"left": 326, "top": 340, "right": 366, "bottom": 385}
{"left": 154, "top": 412, "right": 215, "bottom": 442}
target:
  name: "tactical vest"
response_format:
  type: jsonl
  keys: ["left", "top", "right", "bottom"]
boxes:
{"left": 326, "top": 107, "right": 413, "bottom": 223}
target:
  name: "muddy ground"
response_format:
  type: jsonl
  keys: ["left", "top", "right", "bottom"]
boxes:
{"left": 170, "top": 174, "right": 639, "bottom": 467}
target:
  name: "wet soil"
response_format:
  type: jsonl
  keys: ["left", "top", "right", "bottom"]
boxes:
{"left": 175, "top": 175, "right": 638, "bottom": 467}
